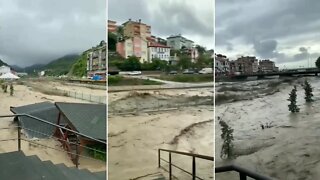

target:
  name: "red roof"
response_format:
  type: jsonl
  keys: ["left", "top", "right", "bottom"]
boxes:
{"left": 148, "top": 42, "right": 170, "bottom": 48}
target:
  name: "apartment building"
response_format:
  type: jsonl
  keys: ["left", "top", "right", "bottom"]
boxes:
{"left": 215, "top": 54, "right": 230, "bottom": 74}
{"left": 166, "top": 35, "right": 194, "bottom": 50}
{"left": 116, "top": 36, "right": 148, "bottom": 62}
{"left": 230, "top": 56, "right": 259, "bottom": 74}
{"left": 87, "top": 41, "right": 107, "bottom": 78}
{"left": 123, "top": 19, "right": 151, "bottom": 39}
{"left": 259, "top": 59, "right": 278, "bottom": 72}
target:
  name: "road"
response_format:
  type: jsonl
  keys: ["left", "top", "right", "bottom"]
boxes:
{"left": 108, "top": 75, "right": 213, "bottom": 92}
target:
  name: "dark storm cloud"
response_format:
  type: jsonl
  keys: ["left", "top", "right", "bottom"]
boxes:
{"left": 0, "top": 0, "right": 105, "bottom": 67}
{"left": 216, "top": 0, "right": 320, "bottom": 65}
{"left": 108, "top": 0, "right": 213, "bottom": 48}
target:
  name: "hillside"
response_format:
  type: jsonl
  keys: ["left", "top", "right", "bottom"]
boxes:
{"left": 68, "top": 52, "right": 88, "bottom": 77}
{"left": 0, "top": 59, "right": 9, "bottom": 67}
{"left": 14, "top": 54, "right": 79, "bottom": 75}
{"left": 44, "top": 54, "right": 80, "bottom": 76}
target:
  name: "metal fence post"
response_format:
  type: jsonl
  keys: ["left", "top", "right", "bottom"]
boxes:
{"left": 75, "top": 136, "right": 80, "bottom": 168}
{"left": 158, "top": 149, "right": 160, "bottom": 168}
{"left": 240, "top": 172, "right": 247, "bottom": 180}
{"left": 169, "top": 152, "right": 172, "bottom": 180}
{"left": 192, "top": 156, "right": 196, "bottom": 180}
{"left": 18, "top": 121, "right": 21, "bottom": 151}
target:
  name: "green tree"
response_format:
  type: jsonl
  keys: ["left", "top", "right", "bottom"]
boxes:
{"left": 108, "top": 32, "right": 117, "bottom": 51}
{"left": 177, "top": 55, "right": 192, "bottom": 70}
{"left": 69, "top": 52, "right": 88, "bottom": 77}
{"left": 195, "top": 45, "right": 206, "bottom": 55}
{"left": 120, "top": 56, "right": 141, "bottom": 71}
{"left": 219, "top": 117, "right": 234, "bottom": 159}
{"left": 288, "top": 85, "right": 300, "bottom": 113}
{"left": 304, "top": 79, "right": 313, "bottom": 102}
{"left": 316, "top": 56, "right": 320, "bottom": 69}
{"left": 116, "top": 26, "right": 124, "bottom": 40}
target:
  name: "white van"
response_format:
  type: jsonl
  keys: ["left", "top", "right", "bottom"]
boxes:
{"left": 199, "top": 68, "right": 213, "bottom": 74}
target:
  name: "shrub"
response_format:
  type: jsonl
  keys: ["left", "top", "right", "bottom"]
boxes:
{"left": 288, "top": 85, "right": 300, "bottom": 113}
{"left": 219, "top": 117, "right": 234, "bottom": 159}
{"left": 303, "top": 79, "right": 313, "bottom": 102}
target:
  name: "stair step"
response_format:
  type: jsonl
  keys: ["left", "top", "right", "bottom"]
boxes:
{"left": 26, "top": 155, "right": 66, "bottom": 180}
{"left": 56, "top": 163, "right": 85, "bottom": 180}
{"left": 0, "top": 151, "right": 105, "bottom": 180}
{"left": 135, "top": 172, "right": 166, "bottom": 180}
{"left": 0, "top": 151, "right": 50, "bottom": 180}
{"left": 93, "top": 171, "right": 106, "bottom": 179}
{"left": 43, "top": 161, "right": 78, "bottom": 180}
{"left": 68, "top": 167, "right": 101, "bottom": 180}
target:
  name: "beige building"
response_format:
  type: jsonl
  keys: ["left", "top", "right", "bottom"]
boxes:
{"left": 123, "top": 19, "right": 151, "bottom": 40}
{"left": 259, "top": 60, "right": 278, "bottom": 72}
{"left": 230, "top": 56, "right": 259, "bottom": 74}
{"left": 116, "top": 36, "right": 148, "bottom": 63}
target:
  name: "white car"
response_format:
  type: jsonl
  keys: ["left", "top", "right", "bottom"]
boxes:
{"left": 128, "top": 71, "right": 142, "bottom": 75}
{"left": 199, "top": 68, "right": 213, "bottom": 74}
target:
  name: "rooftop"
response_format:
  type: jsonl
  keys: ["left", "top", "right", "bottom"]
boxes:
{"left": 55, "top": 102, "right": 106, "bottom": 141}
{"left": 148, "top": 42, "right": 170, "bottom": 48}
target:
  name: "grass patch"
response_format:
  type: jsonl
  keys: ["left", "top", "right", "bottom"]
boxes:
{"left": 108, "top": 76, "right": 163, "bottom": 86}
{"left": 158, "top": 74, "right": 213, "bottom": 83}
{"left": 86, "top": 144, "right": 106, "bottom": 161}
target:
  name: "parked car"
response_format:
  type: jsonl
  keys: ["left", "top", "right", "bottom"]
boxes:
{"left": 169, "top": 70, "right": 178, "bottom": 75}
{"left": 128, "top": 71, "right": 142, "bottom": 75}
{"left": 183, "top": 69, "right": 195, "bottom": 74}
{"left": 199, "top": 68, "right": 213, "bottom": 74}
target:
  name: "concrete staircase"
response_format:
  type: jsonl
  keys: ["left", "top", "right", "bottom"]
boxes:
{"left": 0, "top": 151, "right": 106, "bottom": 180}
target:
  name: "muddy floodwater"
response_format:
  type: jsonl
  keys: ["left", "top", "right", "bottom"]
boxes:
{"left": 108, "top": 88, "right": 214, "bottom": 180}
{"left": 216, "top": 77, "right": 320, "bottom": 180}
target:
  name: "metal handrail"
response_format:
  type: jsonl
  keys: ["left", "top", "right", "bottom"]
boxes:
{"left": 215, "top": 165, "right": 272, "bottom": 180}
{"left": 159, "top": 149, "right": 214, "bottom": 161}
{"left": 0, "top": 114, "right": 106, "bottom": 144}
{"left": 21, "top": 126, "right": 106, "bottom": 154}
{"left": 158, "top": 148, "right": 214, "bottom": 180}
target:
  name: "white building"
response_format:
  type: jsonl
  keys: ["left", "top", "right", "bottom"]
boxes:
{"left": 0, "top": 65, "right": 11, "bottom": 75}
{"left": 166, "top": 35, "right": 194, "bottom": 50}
{"left": 148, "top": 42, "right": 171, "bottom": 62}
{"left": 215, "top": 54, "right": 230, "bottom": 73}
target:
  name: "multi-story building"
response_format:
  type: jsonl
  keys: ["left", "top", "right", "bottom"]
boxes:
{"left": 108, "top": 20, "right": 118, "bottom": 33}
{"left": 230, "top": 56, "right": 259, "bottom": 74}
{"left": 166, "top": 35, "right": 194, "bottom": 50}
{"left": 123, "top": 19, "right": 151, "bottom": 40}
{"left": 148, "top": 42, "right": 171, "bottom": 62}
{"left": 215, "top": 54, "right": 230, "bottom": 74}
{"left": 259, "top": 59, "right": 278, "bottom": 72}
{"left": 87, "top": 41, "right": 107, "bottom": 78}
{"left": 116, "top": 36, "right": 148, "bottom": 63}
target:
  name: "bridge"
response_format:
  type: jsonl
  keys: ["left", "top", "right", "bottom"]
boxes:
{"left": 231, "top": 68, "right": 320, "bottom": 79}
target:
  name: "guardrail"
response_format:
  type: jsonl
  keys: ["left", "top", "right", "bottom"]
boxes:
{"left": 0, "top": 114, "right": 106, "bottom": 168}
{"left": 158, "top": 148, "right": 214, "bottom": 180}
{"left": 215, "top": 165, "right": 272, "bottom": 180}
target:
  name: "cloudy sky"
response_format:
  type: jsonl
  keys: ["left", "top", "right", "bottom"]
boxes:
{"left": 109, "top": 0, "right": 214, "bottom": 50}
{"left": 0, "top": 0, "right": 105, "bottom": 67}
{"left": 216, "top": 0, "right": 320, "bottom": 69}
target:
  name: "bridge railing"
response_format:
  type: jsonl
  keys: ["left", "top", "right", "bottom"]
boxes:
{"left": 158, "top": 148, "right": 214, "bottom": 180}
{"left": 215, "top": 165, "right": 272, "bottom": 180}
